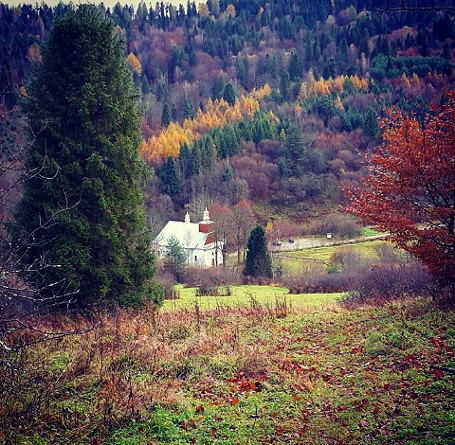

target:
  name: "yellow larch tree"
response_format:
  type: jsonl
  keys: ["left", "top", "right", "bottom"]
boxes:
{"left": 401, "top": 73, "right": 411, "bottom": 88}
{"left": 352, "top": 74, "right": 368, "bottom": 90}
{"left": 332, "top": 75, "right": 344, "bottom": 93}
{"left": 315, "top": 77, "right": 330, "bottom": 95}
{"left": 225, "top": 4, "right": 236, "bottom": 18}
{"left": 239, "top": 95, "right": 260, "bottom": 117}
{"left": 298, "top": 82, "right": 308, "bottom": 100}
{"left": 126, "top": 52, "right": 142, "bottom": 75}
{"left": 325, "top": 77, "right": 334, "bottom": 92}
{"left": 335, "top": 95, "right": 344, "bottom": 112}
{"left": 198, "top": 3, "right": 210, "bottom": 18}
{"left": 410, "top": 73, "right": 420, "bottom": 89}
{"left": 251, "top": 83, "right": 272, "bottom": 100}
{"left": 139, "top": 91, "right": 262, "bottom": 165}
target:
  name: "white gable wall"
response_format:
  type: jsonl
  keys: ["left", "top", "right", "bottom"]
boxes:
{"left": 154, "top": 219, "right": 223, "bottom": 268}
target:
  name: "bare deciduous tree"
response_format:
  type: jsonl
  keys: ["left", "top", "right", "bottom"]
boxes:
{"left": 232, "top": 199, "right": 256, "bottom": 265}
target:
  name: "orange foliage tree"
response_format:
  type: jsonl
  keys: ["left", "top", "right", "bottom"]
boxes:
{"left": 304, "top": 74, "right": 368, "bottom": 98}
{"left": 139, "top": 88, "right": 265, "bottom": 165}
{"left": 345, "top": 90, "right": 455, "bottom": 298}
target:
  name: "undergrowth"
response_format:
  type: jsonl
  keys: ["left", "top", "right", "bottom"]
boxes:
{"left": 2, "top": 297, "right": 454, "bottom": 444}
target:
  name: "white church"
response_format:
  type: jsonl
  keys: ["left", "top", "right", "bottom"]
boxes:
{"left": 154, "top": 208, "right": 223, "bottom": 268}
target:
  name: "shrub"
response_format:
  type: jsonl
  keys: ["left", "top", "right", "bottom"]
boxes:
{"left": 342, "top": 261, "right": 433, "bottom": 305}
{"left": 374, "top": 242, "right": 401, "bottom": 264}
{"left": 304, "top": 213, "right": 362, "bottom": 238}
{"left": 284, "top": 270, "right": 360, "bottom": 294}
{"left": 242, "top": 275, "right": 276, "bottom": 286}
{"left": 195, "top": 285, "right": 232, "bottom": 297}
{"left": 329, "top": 246, "right": 375, "bottom": 272}
{"left": 184, "top": 267, "right": 240, "bottom": 288}
{"left": 156, "top": 269, "right": 180, "bottom": 299}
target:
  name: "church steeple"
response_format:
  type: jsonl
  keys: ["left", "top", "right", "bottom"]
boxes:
{"left": 198, "top": 208, "right": 214, "bottom": 233}
{"left": 185, "top": 211, "right": 190, "bottom": 224}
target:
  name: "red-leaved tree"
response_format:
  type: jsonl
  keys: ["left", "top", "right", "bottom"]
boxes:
{"left": 345, "top": 90, "right": 455, "bottom": 299}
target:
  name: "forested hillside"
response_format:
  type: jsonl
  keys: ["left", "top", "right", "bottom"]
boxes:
{"left": 1, "top": 0, "right": 454, "bottom": 237}
{"left": 1, "top": 4, "right": 454, "bottom": 442}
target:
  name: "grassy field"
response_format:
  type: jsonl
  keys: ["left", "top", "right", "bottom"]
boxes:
{"left": 361, "top": 227, "right": 382, "bottom": 237}
{"left": 275, "top": 239, "right": 388, "bottom": 262}
{"left": 163, "top": 285, "right": 342, "bottom": 312}
{"left": 226, "top": 236, "right": 387, "bottom": 270}
{"left": 5, "top": 295, "right": 455, "bottom": 444}
{"left": 274, "top": 239, "right": 400, "bottom": 275}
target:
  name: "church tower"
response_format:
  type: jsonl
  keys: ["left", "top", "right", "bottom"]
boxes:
{"left": 198, "top": 208, "right": 215, "bottom": 233}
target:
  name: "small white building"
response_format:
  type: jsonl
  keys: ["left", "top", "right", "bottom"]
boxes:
{"left": 154, "top": 208, "right": 223, "bottom": 268}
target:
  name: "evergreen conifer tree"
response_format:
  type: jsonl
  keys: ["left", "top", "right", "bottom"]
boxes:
{"left": 363, "top": 108, "right": 379, "bottom": 138}
{"left": 183, "top": 99, "right": 195, "bottom": 119}
{"left": 201, "top": 135, "right": 215, "bottom": 168}
{"left": 13, "top": 5, "right": 160, "bottom": 309}
{"left": 279, "top": 70, "right": 291, "bottom": 101}
{"left": 171, "top": 103, "right": 178, "bottom": 121}
{"left": 161, "top": 103, "right": 171, "bottom": 127}
{"left": 223, "top": 125, "right": 238, "bottom": 157}
{"left": 189, "top": 142, "right": 201, "bottom": 176}
{"left": 222, "top": 163, "right": 234, "bottom": 182}
{"left": 178, "top": 142, "right": 191, "bottom": 179}
{"left": 223, "top": 83, "right": 236, "bottom": 106}
{"left": 211, "top": 74, "right": 225, "bottom": 100}
{"left": 159, "top": 156, "right": 180, "bottom": 195}
{"left": 164, "top": 236, "right": 187, "bottom": 282}
{"left": 288, "top": 52, "right": 303, "bottom": 81}
{"left": 285, "top": 125, "right": 306, "bottom": 177}
{"left": 243, "top": 226, "right": 272, "bottom": 278}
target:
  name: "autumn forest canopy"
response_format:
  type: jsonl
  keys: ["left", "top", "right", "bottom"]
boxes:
{"left": 0, "top": 0, "right": 454, "bottom": 303}
{"left": 0, "top": 0, "right": 455, "bottom": 282}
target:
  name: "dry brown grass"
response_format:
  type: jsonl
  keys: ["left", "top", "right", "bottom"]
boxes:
{"left": 2, "top": 297, "right": 454, "bottom": 444}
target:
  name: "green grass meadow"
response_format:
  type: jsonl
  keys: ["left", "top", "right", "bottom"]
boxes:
{"left": 273, "top": 239, "right": 399, "bottom": 275}
{"left": 163, "top": 284, "right": 342, "bottom": 312}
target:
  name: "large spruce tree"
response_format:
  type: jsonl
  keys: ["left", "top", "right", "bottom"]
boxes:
{"left": 243, "top": 226, "right": 273, "bottom": 278}
{"left": 13, "top": 5, "right": 160, "bottom": 309}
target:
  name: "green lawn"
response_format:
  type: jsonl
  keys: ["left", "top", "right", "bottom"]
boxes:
{"left": 276, "top": 239, "right": 388, "bottom": 262}
{"left": 163, "top": 284, "right": 342, "bottom": 312}
{"left": 362, "top": 226, "right": 382, "bottom": 237}
{"left": 274, "top": 240, "right": 398, "bottom": 275}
